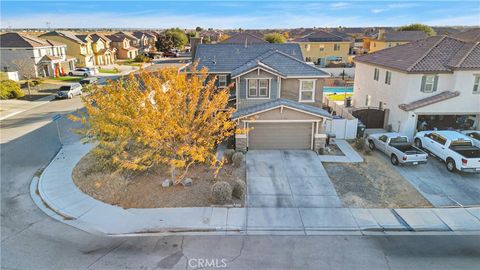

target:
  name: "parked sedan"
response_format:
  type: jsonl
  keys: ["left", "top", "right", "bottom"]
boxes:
{"left": 56, "top": 83, "right": 83, "bottom": 99}
{"left": 79, "top": 77, "right": 98, "bottom": 85}
{"left": 68, "top": 68, "right": 94, "bottom": 77}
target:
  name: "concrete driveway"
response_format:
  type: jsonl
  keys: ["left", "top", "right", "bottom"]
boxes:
{"left": 394, "top": 157, "right": 480, "bottom": 207}
{"left": 246, "top": 150, "right": 342, "bottom": 208}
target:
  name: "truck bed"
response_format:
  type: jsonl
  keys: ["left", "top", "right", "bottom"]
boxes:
{"left": 451, "top": 146, "right": 480, "bottom": 158}
{"left": 391, "top": 144, "right": 425, "bottom": 155}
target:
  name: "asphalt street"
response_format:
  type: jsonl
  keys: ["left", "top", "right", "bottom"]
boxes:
{"left": 1, "top": 96, "right": 480, "bottom": 269}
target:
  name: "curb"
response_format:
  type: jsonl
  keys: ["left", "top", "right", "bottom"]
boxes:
{"left": 0, "top": 95, "right": 55, "bottom": 121}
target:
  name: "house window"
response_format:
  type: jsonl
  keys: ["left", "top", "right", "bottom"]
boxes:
{"left": 421, "top": 75, "right": 437, "bottom": 93}
{"left": 473, "top": 75, "right": 480, "bottom": 94}
{"left": 385, "top": 71, "right": 391, "bottom": 85}
{"left": 304, "top": 44, "right": 310, "bottom": 51}
{"left": 319, "top": 45, "right": 324, "bottom": 52}
{"left": 334, "top": 44, "right": 340, "bottom": 51}
{"left": 373, "top": 68, "right": 379, "bottom": 81}
{"left": 299, "top": 79, "right": 315, "bottom": 102}
{"left": 218, "top": 75, "right": 227, "bottom": 88}
{"left": 247, "top": 79, "right": 270, "bottom": 98}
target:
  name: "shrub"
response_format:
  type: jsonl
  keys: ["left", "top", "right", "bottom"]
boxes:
{"left": 134, "top": 55, "right": 151, "bottom": 63}
{"left": 211, "top": 181, "right": 232, "bottom": 204}
{"left": 232, "top": 152, "right": 244, "bottom": 168}
{"left": 232, "top": 179, "right": 245, "bottom": 199}
{"left": 0, "top": 80, "right": 24, "bottom": 99}
{"left": 354, "top": 138, "right": 366, "bottom": 151}
{"left": 223, "top": 149, "right": 235, "bottom": 163}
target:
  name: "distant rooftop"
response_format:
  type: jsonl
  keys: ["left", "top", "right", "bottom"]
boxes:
{"left": 0, "top": 32, "right": 65, "bottom": 48}
{"left": 380, "top": 31, "right": 427, "bottom": 42}
{"left": 221, "top": 32, "right": 267, "bottom": 44}
{"left": 293, "top": 30, "right": 351, "bottom": 42}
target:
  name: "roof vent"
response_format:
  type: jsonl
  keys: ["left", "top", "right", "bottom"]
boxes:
{"left": 292, "top": 49, "right": 296, "bottom": 55}
{"left": 236, "top": 48, "right": 240, "bottom": 54}
{"left": 212, "top": 56, "right": 216, "bottom": 65}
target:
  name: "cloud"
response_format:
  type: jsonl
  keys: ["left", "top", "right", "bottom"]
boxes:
{"left": 330, "top": 2, "right": 349, "bottom": 9}
{"left": 387, "top": 3, "right": 420, "bottom": 9}
{"left": 371, "top": 8, "right": 387, "bottom": 14}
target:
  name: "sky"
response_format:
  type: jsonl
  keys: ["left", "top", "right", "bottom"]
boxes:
{"left": 1, "top": 0, "right": 479, "bottom": 29}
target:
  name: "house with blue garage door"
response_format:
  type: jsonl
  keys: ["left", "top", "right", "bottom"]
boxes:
{"left": 192, "top": 43, "right": 332, "bottom": 152}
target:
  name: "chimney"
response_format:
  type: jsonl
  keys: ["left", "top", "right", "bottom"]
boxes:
{"left": 378, "top": 28, "right": 385, "bottom": 40}
{"left": 190, "top": 36, "right": 203, "bottom": 61}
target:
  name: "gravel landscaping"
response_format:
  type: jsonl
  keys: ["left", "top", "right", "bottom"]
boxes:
{"left": 72, "top": 151, "right": 245, "bottom": 208}
{"left": 323, "top": 149, "right": 432, "bottom": 208}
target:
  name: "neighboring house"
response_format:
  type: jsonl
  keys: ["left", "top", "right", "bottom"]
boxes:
{"left": 131, "top": 31, "right": 154, "bottom": 54}
{"left": 107, "top": 34, "right": 138, "bottom": 60}
{"left": 220, "top": 32, "right": 267, "bottom": 45}
{"left": 451, "top": 28, "right": 480, "bottom": 42}
{"left": 115, "top": 31, "right": 141, "bottom": 48}
{"left": 292, "top": 30, "right": 352, "bottom": 66}
{"left": 0, "top": 32, "right": 76, "bottom": 78}
{"left": 200, "top": 29, "right": 225, "bottom": 43}
{"left": 39, "top": 31, "right": 95, "bottom": 67}
{"left": 194, "top": 43, "right": 332, "bottom": 151}
{"left": 367, "top": 30, "right": 427, "bottom": 53}
{"left": 90, "top": 34, "right": 116, "bottom": 65}
{"left": 353, "top": 35, "right": 480, "bottom": 139}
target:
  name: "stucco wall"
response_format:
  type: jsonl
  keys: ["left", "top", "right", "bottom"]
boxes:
{"left": 295, "top": 42, "right": 351, "bottom": 63}
{"left": 281, "top": 78, "right": 325, "bottom": 108}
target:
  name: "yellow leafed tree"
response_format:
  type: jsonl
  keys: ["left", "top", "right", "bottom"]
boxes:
{"left": 71, "top": 66, "right": 237, "bottom": 184}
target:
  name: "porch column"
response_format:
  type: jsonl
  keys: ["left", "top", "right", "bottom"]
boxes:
{"left": 235, "top": 134, "right": 247, "bottom": 152}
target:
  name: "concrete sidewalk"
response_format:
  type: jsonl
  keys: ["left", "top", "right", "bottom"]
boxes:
{"left": 318, "top": 140, "right": 363, "bottom": 163}
{"left": 32, "top": 141, "right": 480, "bottom": 236}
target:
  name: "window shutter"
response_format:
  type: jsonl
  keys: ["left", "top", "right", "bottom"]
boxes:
{"left": 270, "top": 79, "right": 277, "bottom": 99}
{"left": 433, "top": 75, "right": 439, "bottom": 92}
{"left": 420, "top": 75, "right": 426, "bottom": 92}
{"left": 239, "top": 79, "right": 246, "bottom": 99}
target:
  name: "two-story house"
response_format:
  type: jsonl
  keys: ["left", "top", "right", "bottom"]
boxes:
{"left": 366, "top": 29, "right": 427, "bottom": 53}
{"left": 0, "top": 32, "right": 76, "bottom": 78}
{"left": 39, "top": 31, "right": 95, "bottom": 67}
{"left": 292, "top": 30, "right": 352, "bottom": 66}
{"left": 131, "top": 31, "right": 157, "bottom": 54}
{"left": 353, "top": 34, "right": 480, "bottom": 139}
{"left": 107, "top": 34, "right": 138, "bottom": 60}
{"left": 90, "top": 33, "right": 116, "bottom": 65}
{"left": 194, "top": 43, "right": 332, "bottom": 151}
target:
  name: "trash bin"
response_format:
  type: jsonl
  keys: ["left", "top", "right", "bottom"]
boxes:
{"left": 357, "top": 122, "right": 366, "bottom": 138}
{"left": 327, "top": 133, "right": 336, "bottom": 145}
{"left": 345, "top": 97, "right": 352, "bottom": 107}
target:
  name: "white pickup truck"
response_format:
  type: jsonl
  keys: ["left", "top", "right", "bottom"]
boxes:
{"left": 461, "top": 130, "right": 480, "bottom": 148}
{"left": 414, "top": 130, "right": 480, "bottom": 173}
{"left": 367, "top": 133, "right": 428, "bottom": 165}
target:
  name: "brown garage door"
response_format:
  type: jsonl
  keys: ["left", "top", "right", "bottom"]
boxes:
{"left": 248, "top": 122, "right": 313, "bottom": 150}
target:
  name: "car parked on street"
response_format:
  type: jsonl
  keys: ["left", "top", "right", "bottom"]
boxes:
{"left": 461, "top": 130, "right": 480, "bottom": 148}
{"left": 162, "top": 51, "right": 179, "bottom": 57}
{"left": 56, "top": 83, "right": 83, "bottom": 99}
{"left": 79, "top": 77, "right": 98, "bottom": 85}
{"left": 68, "top": 68, "right": 94, "bottom": 77}
{"left": 414, "top": 130, "right": 480, "bottom": 173}
{"left": 367, "top": 132, "right": 428, "bottom": 165}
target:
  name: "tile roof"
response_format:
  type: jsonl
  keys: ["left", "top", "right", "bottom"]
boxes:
{"left": 232, "top": 98, "right": 332, "bottom": 119}
{"left": 451, "top": 28, "right": 480, "bottom": 42}
{"left": 0, "top": 32, "right": 65, "bottom": 48}
{"left": 293, "top": 30, "right": 350, "bottom": 42}
{"left": 39, "top": 31, "right": 85, "bottom": 44}
{"left": 381, "top": 31, "right": 427, "bottom": 41}
{"left": 115, "top": 32, "right": 140, "bottom": 41}
{"left": 354, "top": 36, "right": 480, "bottom": 73}
{"left": 194, "top": 43, "right": 304, "bottom": 73}
{"left": 230, "top": 50, "right": 329, "bottom": 78}
{"left": 221, "top": 33, "right": 267, "bottom": 44}
{"left": 398, "top": 91, "right": 460, "bottom": 111}
{"left": 90, "top": 33, "right": 111, "bottom": 43}
{"left": 107, "top": 34, "right": 127, "bottom": 42}
{"left": 131, "top": 31, "right": 146, "bottom": 39}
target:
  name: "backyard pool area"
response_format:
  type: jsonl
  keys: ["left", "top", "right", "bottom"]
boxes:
{"left": 323, "top": 86, "right": 353, "bottom": 93}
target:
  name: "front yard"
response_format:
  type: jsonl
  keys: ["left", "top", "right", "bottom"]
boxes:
{"left": 323, "top": 144, "right": 432, "bottom": 208}
{"left": 72, "top": 150, "right": 246, "bottom": 208}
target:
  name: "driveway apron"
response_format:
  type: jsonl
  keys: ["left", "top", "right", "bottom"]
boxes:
{"left": 246, "top": 150, "right": 342, "bottom": 208}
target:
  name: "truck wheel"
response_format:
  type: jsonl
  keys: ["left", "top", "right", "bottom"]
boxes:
{"left": 368, "top": 141, "right": 375, "bottom": 150}
{"left": 414, "top": 138, "right": 422, "bottom": 149}
{"left": 446, "top": 158, "right": 456, "bottom": 172}
{"left": 68, "top": 72, "right": 73, "bottom": 76}
{"left": 391, "top": 155, "right": 399, "bottom": 166}
{"left": 83, "top": 73, "right": 88, "bottom": 77}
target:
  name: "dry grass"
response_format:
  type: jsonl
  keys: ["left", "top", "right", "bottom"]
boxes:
{"left": 324, "top": 149, "right": 431, "bottom": 208}
{"left": 72, "top": 151, "right": 245, "bottom": 208}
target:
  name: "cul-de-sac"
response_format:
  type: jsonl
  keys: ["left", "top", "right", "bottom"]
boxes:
{"left": 1, "top": 1, "right": 480, "bottom": 269}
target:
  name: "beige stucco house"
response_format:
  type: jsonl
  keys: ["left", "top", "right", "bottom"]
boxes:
{"left": 107, "top": 34, "right": 139, "bottom": 60}
{"left": 292, "top": 30, "right": 352, "bottom": 67}
{"left": 39, "top": 31, "right": 95, "bottom": 67}
{"left": 90, "top": 34, "right": 116, "bottom": 65}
